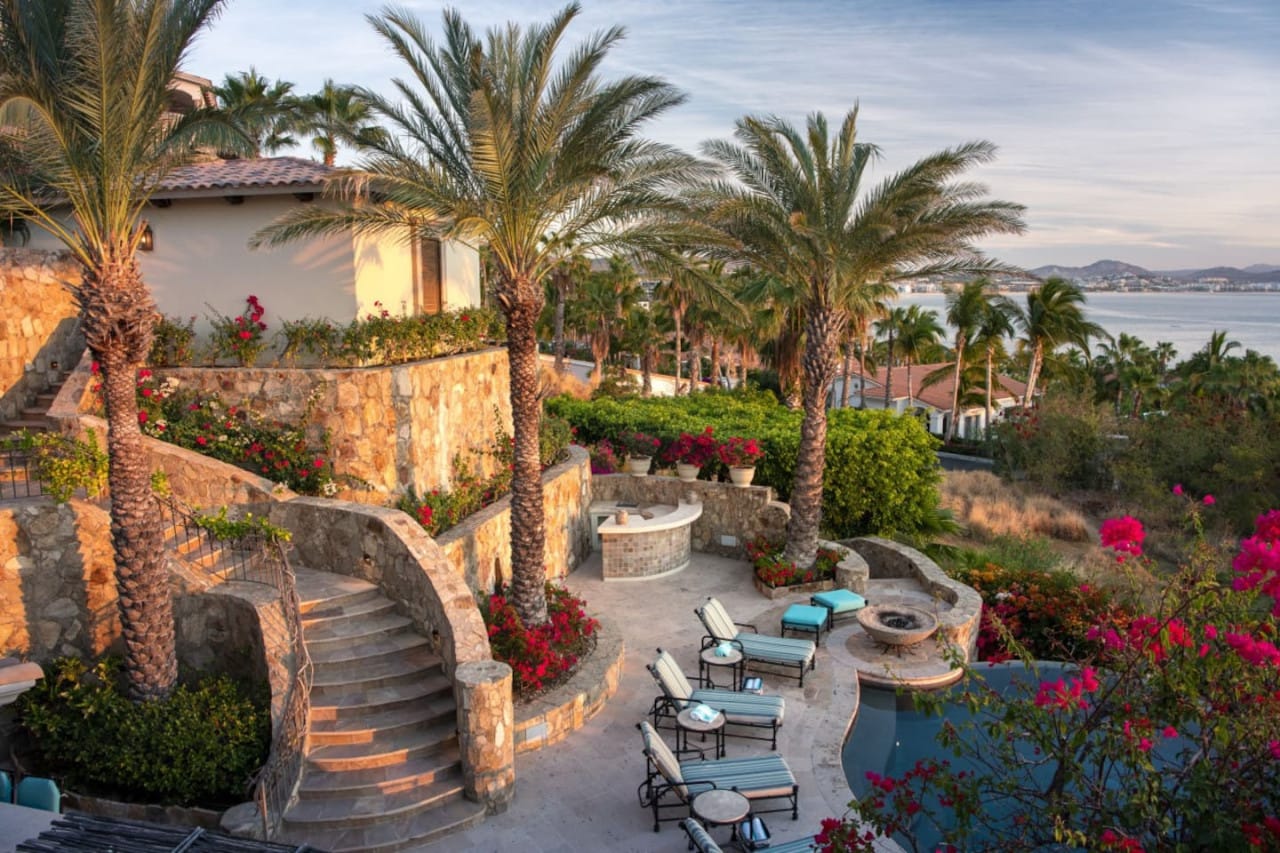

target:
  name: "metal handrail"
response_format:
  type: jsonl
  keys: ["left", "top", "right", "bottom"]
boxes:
{"left": 0, "top": 444, "right": 44, "bottom": 501}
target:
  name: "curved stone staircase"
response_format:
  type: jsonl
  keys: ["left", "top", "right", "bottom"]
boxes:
{"left": 282, "top": 569, "right": 487, "bottom": 852}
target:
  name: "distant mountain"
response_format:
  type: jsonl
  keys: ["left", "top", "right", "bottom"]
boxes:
{"left": 1029, "top": 260, "right": 1152, "bottom": 279}
{"left": 1028, "top": 260, "right": 1280, "bottom": 284}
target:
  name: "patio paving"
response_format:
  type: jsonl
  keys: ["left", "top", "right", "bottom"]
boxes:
{"left": 424, "top": 551, "right": 931, "bottom": 853}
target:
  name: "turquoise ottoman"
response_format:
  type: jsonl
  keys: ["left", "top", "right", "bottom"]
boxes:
{"left": 781, "top": 603, "right": 829, "bottom": 641}
{"left": 811, "top": 589, "right": 867, "bottom": 626}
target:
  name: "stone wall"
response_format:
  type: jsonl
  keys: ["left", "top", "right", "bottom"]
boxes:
{"left": 436, "top": 445, "right": 592, "bottom": 592}
{"left": 267, "top": 498, "right": 490, "bottom": 678}
{"left": 601, "top": 519, "right": 692, "bottom": 580}
{"left": 589, "top": 474, "right": 789, "bottom": 557}
{"left": 146, "top": 348, "right": 512, "bottom": 496}
{"left": 0, "top": 499, "right": 119, "bottom": 662}
{"left": 0, "top": 249, "right": 82, "bottom": 423}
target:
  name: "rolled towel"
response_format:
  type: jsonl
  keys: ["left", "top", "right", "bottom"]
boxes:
{"left": 689, "top": 703, "right": 719, "bottom": 724}
{"left": 715, "top": 641, "right": 734, "bottom": 657}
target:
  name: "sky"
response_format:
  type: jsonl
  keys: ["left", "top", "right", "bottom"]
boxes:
{"left": 188, "top": 0, "right": 1280, "bottom": 271}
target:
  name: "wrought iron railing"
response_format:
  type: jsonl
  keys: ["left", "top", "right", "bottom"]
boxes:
{"left": 153, "top": 495, "right": 312, "bottom": 839}
{"left": 0, "top": 443, "right": 44, "bottom": 501}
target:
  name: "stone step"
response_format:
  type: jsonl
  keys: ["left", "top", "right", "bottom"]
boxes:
{"left": 20, "top": 407, "right": 49, "bottom": 419}
{"left": 306, "top": 720, "right": 458, "bottom": 773}
{"left": 282, "top": 794, "right": 485, "bottom": 853}
{"left": 0, "top": 419, "right": 49, "bottom": 435}
{"left": 296, "top": 570, "right": 381, "bottom": 612}
{"left": 302, "top": 611, "right": 415, "bottom": 648}
{"left": 297, "top": 750, "right": 461, "bottom": 800}
{"left": 309, "top": 672, "right": 453, "bottom": 722}
{"left": 310, "top": 646, "right": 443, "bottom": 693}
{"left": 285, "top": 771, "right": 464, "bottom": 829}
{"left": 308, "top": 632, "right": 431, "bottom": 673}
{"left": 309, "top": 696, "right": 456, "bottom": 747}
{"left": 34, "top": 392, "right": 57, "bottom": 407}
{"left": 303, "top": 595, "right": 399, "bottom": 628}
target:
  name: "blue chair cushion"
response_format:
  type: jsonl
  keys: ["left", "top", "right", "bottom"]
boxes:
{"left": 15, "top": 776, "right": 60, "bottom": 812}
{"left": 811, "top": 589, "right": 866, "bottom": 614}
{"left": 0, "top": 770, "right": 11, "bottom": 804}
{"left": 781, "top": 604, "right": 828, "bottom": 629}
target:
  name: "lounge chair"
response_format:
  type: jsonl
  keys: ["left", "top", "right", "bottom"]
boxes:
{"left": 647, "top": 648, "right": 784, "bottom": 749}
{"left": 15, "top": 776, "right": 60, "bottom": 812}
{"left": 696, "top": 597, "right": 817, "bottom": 686}
{"left": 682, "top": 817, "right": 819, "bottom": 852}
{"left": 636, "top": 720, "right": 798, "bottom": 832}
{"left": 0, "top": 769, "right": 11, "bottom": 804}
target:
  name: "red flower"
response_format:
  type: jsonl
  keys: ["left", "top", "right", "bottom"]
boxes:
{"left": 1100, "top": 516, "right": 1145, "bottom": 561}
{"left": 137, "top": 411, "right": 147, "bottom": 424}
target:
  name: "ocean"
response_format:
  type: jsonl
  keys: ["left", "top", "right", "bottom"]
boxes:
{"left": 897, "top": 291, "right": 1280, "bottom": 364}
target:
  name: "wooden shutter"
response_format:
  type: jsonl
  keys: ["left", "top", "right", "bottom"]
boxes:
{"left": 417, "top": 237, "right": 442, "bottom": 314}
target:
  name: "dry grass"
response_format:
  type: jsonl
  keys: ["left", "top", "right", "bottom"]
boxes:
{"left": 538, "top": 366, "right": 594, "bottom": 400}
{"left": 942, "top": 470, "right": 1092, "bottom": 543}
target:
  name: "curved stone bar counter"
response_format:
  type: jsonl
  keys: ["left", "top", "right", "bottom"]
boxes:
{"left": 597, "top": 499, "right": 703, "bottom": 581}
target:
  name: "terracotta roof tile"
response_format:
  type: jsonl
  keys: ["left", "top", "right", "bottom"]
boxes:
{"left": 156, "top": 156, "right": 333, "bottom": 193}
{"left": 857, "top": 363, "right": 1027, "bottom": 411}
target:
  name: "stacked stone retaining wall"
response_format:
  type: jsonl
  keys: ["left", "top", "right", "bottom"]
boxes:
{"left": 0, "top": 249, "right": 82, "bottom": 423}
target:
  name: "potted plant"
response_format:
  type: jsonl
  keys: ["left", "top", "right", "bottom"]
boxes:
{"left": 717, "top": 436, "right": 764, "bottom": 487}
{"left": 617, "top": 430, "right": 661, "bottom": 476}
{"left": 663, "top": 426, "right": 717, "bottom": 482}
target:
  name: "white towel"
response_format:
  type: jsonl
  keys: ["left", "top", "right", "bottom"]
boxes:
{"left": 689, "top": 703, "right": 718, "bottom": 723}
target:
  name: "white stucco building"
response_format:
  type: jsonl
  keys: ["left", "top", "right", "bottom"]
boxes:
{"left": 832, "top": 362, "right": 1027, "bottom": 439}
{"left": 24, "top": 157, "right": 482, "bottom": 334}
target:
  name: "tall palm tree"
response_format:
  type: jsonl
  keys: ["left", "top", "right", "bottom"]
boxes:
{"left": 255, "top": 4, "right": 701, "bottom": 625}
{"left": 0, "top": 0, "right": 243, "bottom": 700}
{"left": 896, "top": 304, "right": 945, "bottom": 409}
{"left": 544, "top": 234, "right": 589, "bottom": 372}
{"left": 693, "top": 111, "right": 1024, "bottom": 566}
{"left": 651, "top": 256, "right": 735, "bottom": 394}
{"left": 572, "top": 256, "right": 640, "bottom": 382}
{"left": 298, "top": 78, "right": 384, "bottom": 166}
{"left": 875, "top": 304, "right": 909, "bottom": 407}
{"left": 618, "top": 303, "right": 668, "bottom": 395}
{"left": 736, "top": 268, "right": 804, "bottom": 406}
{"left": 973, "top": 293, "right": 1017, "bottom": 428}
{"left": 212, "top": 67, "right": 299, "bottom": 156}
{"left": 1013, "top": 277, "right": 1103, "bottom": 406}
{"left": 943, "top": 278, "right": 993, "bottom": 442}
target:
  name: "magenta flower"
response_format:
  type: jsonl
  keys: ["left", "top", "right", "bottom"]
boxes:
{"left": 1172, "top": 483, "right": 1184, "bottom": 496}
{"left": 1100, "top": 516, "right": 1145, "bottom": 561}
{"left": 1203, "top": 494, "right": 1216, "bottom": 506}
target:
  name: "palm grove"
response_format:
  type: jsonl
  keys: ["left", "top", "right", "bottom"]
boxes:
{"left": 1, "top": 0, "right": 1033, "bottom": 692}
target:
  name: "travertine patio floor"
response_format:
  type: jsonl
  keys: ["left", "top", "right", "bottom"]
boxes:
{"left": 426, "top": 551, "right": 946, "bottom": 853}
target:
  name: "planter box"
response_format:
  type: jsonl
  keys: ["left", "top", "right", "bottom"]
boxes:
{"left": 753, "top": 574, "right": 835, "bottom": 600}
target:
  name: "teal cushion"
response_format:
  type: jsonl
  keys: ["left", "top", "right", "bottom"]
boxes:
{"left": 782, "top": 604, "right": 828, "bottom": 628}
{"left": 812, "top": 589, "right": 866, "bottom": 613}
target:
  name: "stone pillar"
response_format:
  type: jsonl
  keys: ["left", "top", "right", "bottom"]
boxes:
{"left": 454, "top": 660, "right": 515, "bottom": 813}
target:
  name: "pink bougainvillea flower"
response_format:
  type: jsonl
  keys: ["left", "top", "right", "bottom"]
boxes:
{"left": 1172, "top": 484, "right": 1184, "bottom": 496}
{"left": 1203, "top": 494, "right": 1216, "bottom": 506}
{"left": 1100, "top": 516, "right": 1145, "bottom": 561}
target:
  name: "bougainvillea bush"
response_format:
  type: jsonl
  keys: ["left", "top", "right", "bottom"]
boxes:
{"left": 480, "top": 583, "right": 599, "bottom": 697}
{"left": 746, "top": 536, "right": 842, "bottom": 588}
{"left": 824, "top": 504, "right": 1280, "bottom": 852}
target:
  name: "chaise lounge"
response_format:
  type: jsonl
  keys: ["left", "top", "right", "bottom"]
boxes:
{"left": 647, "top": 648, "right": 785, "bottom": 749}
{"left": 636, "top": 720, "right": 798, "bottom": 832}
{"left": 696, "top": 597, "right": 817, "bottom": 686}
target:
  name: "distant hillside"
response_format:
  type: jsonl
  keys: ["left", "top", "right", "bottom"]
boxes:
{"left": 1029, "top": 260, "right": 1151, "bottom": 279}
{"left": 1029, "top": 260, "right": 1280, "bottom": 284}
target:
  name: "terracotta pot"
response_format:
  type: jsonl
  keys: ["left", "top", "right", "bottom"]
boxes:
{"left": 728, "top": 466, "right": 755, "bottom": 488}
{"left": 627, "top": 455, "right": 651, "bottom": 476}
{"left": 675, "top": 462, "right": 700, "bottom": 482}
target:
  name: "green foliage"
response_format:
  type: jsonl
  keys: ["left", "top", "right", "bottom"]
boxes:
{"left": 6, "top": 429, "right": 108, "bottom": 503}
{"left": 18, "top": 658, "right": 269, "bottom": 805}
{"left": 133, "top": 371, "right": 334, "bottom": 496}
{"left": 278, "top": 307, "right": 504, "bottom": 366}
{"left": 148, "top": 315, "right": 197, "bottom": 367}
{"left": 206, "top": 296, "right": 270, "bottom": 366}
{"left": 547, "top": 389, "right": 941, "bottom": 538}
{"left": 538, "top": 412, "right": 573, "bottom": 469}
{"left": 192, "top": 507, "right": 292, "bottom": 544}
{"left": 991, "top": 392, "right": 1117, "bottom": 492}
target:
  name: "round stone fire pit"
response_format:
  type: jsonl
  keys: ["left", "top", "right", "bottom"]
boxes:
{"left": 856, "top": 605, "right": 939, "bottom": 655}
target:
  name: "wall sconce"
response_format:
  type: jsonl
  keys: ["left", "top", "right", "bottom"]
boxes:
{"left": 139, "top": 223, "right": 154, "bottom": 252}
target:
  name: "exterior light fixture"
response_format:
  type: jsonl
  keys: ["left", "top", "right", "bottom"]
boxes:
{"left": 139, "top": 223, "right": 154, "bottom": 252}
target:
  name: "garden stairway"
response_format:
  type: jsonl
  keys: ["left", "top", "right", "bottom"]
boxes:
{"left": 280, "top": 568, "right": 486, "bottom": 852}
{"left": 0, "top": 369, "right": 71, "bottom": 437}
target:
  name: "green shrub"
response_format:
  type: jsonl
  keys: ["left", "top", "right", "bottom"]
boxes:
{"left": 547, "top": 389, "right": 941, "bottom": 538}
{"left": 6, "top": 429, "right": 108, "bottom": 502}
{"left": 18, "top": 657, "right": 269, "bottom": 805}
{"left": 538, "top": 412, "right": 573, "bottom": 468}
{"left": 148, "top": 315, "right": 196, "bottom": 367}
{"left": 276, "top": 307, "right": 504, "bottom": 367}
{"left": 991, "top": 392, "right": 1117, "bottom": 492}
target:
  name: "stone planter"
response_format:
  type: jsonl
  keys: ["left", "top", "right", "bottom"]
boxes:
{"left": 752, "top": 573, "right": 835, "bottom": 600}
{"left": 675, "top": 462, "right": 700, "bottom": 482}
{"left": 728, "top": 466, "right": 756, "bottom": 488}
{"left": 626, "top": 455, "right": 652, "bottom": 477}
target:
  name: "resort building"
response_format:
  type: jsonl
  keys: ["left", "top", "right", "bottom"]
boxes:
{"left": 832, "top": 363, "right": 1027, "bottom": 439}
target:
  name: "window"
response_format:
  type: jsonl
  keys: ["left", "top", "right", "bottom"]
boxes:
{"left": 415, "top": 236, "right": 443, "bottom": 314}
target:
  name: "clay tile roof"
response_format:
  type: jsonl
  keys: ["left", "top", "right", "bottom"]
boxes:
{"left": 156, "top": 156, "right": 333, "bottom": 194}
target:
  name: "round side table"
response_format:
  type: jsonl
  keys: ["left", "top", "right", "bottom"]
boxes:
{"left": 676, "top": 707, "right": 727, "bottom": 758}
{"left": 691, "top": 788, "right": 750, "bottom": 847}
{"left": 699, "top": 646, "right": 745, "bottom": 690}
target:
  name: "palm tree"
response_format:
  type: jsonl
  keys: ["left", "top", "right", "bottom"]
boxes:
{"left": 942, "top": 279, "right": 992, "bottom": 442}
{"left": 254, "top": 4, "right": 700, "bottom": 625}
{"left": 651, "top": 256, "right": 735, "bottom": 394}
{"left": 896, "top": 304, "right": 945, "bottom": 409}
{"left": 297, "top": 79, "right": 384, "bottom": 166}
{"left": 973, "top": 293, "right": 1017, "bottom": 428}
{"left": 619, "top": 302, "right": 669, "bottom": 395}
{"left": 0, "top": 0, "right": 243, "bottom": 700}
{"left": 736, "top": 268, "right": 804, "bottom": 406}
{"left": 1013, "top": 277, "right": 1103, "bottom": 406}
{"left": 875, "top": 305, "right": 909, "bottom": 406}
{"left": 544, "top": 235, "right": 590, "bottom": 372}
{"left": 693, "top": 111, "right": 1024, "bottom": 566}
{"left": 572, "top": 256, "right": 640, "bottom": 382}
{"left": 212, "top": 67, "right": 299, "bottom": 156}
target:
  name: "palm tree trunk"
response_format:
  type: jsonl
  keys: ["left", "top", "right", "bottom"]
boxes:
{"left": 906, "top": 358, "right": 915, "bottom": 408}
{"left": 552, "top": 279, "right": 568, "bottom": 372}
{"left": 738, "top": 342, "right": 748, "bottom": 388}
{"left": 785, "top": 305, "right": 846, "bottom": 569}
{"left": 710, "top": 337, "right": 722, "bottom": 387}
{"left": 503, "top": 285, "right": 548, "bottom": 626}
{"left": 856, "top": 335, "right": 869, "bottom": 410}
{"left": 81, "top": 254, "right": 176, "bottom": 702}
{"left": 689, "top": 339, "right": 702, "bottom": 390}
{"left": 947, "top": 340, "right": 966, "bottom": 443}
{"left": 641, "top": 347, "right": 653, "bottom": 395}
{"left": 984, "top": 344, "right": 994, "bottom": 430}
{"left": 883, "top": 329, "right": 895, "bottom": 408}
{"left": 1024, "top": 342, "right": 1044, "bottom": 406}
{"left": 673, "top": 309, "right": 684, "bottom": 394}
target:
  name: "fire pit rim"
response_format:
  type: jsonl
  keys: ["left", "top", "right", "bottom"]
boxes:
{"left": 855, "top": 603, "right": 940, "bottom": 646}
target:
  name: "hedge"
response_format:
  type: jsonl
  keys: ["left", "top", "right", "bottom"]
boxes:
{"left": 547, "top": 389, "right": 941, "bottom": 538}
